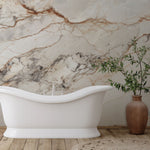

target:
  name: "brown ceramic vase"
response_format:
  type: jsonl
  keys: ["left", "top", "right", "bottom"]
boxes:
{"left": 126, "top": 95, "right": 148, "bottom": 134}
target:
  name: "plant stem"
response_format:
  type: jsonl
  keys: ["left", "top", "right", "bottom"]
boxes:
{"left": 134, "top": 44, "right": 143, "bottom": 96}
{"left": 139, "top": 60, "right": 143, "bottom": 95}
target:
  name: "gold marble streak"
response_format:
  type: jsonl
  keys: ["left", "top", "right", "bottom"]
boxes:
{"left": 0, "top": 4, "right": 150, "bottom": 45}
{"left": 95, "top": 33, "right": 150, "bottom": 63}
{"left": 0, "top": 0, "right": 150, "bottom": 38}
{"left": 122, "top": 33, "right": 150, "bottom": 55}
{"left": 20, "top": 4, "right": 99, "bottom": 25}
{"left": 0, "top": 15, "right": 31, "bottom": 29}
{"left": 1, "top": 21, "right": 64, "bottom": 42}
{"left": 19, "top": 1, "right": 150, "bottom": 27}
{"left": 0, "top": 34, "right": 63, "bottom": 72}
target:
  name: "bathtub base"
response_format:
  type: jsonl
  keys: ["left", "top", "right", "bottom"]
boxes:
{"left": 4, "top": 128, "right": 100, "bottom": 138}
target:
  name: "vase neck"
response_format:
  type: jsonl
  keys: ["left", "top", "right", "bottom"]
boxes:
{"left": 132, "top": 95, "right": 142, "bottom": 101}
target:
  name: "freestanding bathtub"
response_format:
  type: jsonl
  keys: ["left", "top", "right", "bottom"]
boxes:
{"left": 0, "top": 85, "right": 111, "bottom": 138}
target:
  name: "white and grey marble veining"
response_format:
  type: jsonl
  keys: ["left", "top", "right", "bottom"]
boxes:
{"left": 0, "top": 52, "right": 102, "bottom": 94}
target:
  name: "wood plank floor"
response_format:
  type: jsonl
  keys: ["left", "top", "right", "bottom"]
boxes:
{"left": 0, "top": 127, "right": 149, "bottom": 150}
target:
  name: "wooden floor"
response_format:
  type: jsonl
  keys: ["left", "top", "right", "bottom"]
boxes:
{"left": 0, "top": 127, "right": 149, "bottom": 150}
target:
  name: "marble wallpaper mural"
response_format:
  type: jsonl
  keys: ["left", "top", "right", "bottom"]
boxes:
{"left": 0, "top": 0, "right": 150, "bottom": 95}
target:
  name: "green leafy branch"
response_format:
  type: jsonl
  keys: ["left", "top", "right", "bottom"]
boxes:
{"left": 93, "top": 37, "right": 150, "bottom": 96}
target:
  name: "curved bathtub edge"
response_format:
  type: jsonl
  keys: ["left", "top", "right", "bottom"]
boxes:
{"left": 4, "top": 128, "right": 100, "bottom": 139}
{"left": 0, "top": 85, "right": 112, "bottom": 104}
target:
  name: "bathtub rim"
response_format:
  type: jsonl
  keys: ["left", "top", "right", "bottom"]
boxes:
{"left": 0, "top": 85, "right": 112, "bottom": 104}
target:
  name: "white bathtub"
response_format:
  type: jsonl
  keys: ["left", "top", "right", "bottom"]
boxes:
{"left": 0, "top": 85, "right": 111, "bottom": 138}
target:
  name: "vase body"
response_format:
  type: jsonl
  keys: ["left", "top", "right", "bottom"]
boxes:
{"left": 126, "top": 96, "right": 148, "bottom": 134}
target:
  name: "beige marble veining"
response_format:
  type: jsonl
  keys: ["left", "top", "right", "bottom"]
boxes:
{"left": 0, "top": 0, "right": 150, "bottom": 95}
